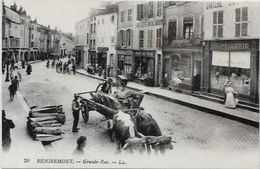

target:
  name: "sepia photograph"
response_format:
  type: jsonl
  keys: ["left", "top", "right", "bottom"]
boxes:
{"left": 1, "top": 0, "right": 259, "bottom": 168}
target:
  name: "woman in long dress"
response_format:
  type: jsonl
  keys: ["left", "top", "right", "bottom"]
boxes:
{"left": 224, "top": 83, "right": 239, "bottom": 109}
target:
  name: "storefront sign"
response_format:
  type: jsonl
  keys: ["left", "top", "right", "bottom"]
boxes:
{"left": 206, "top": 2, "right": 222, "bottom": 9}
{"left": 211, "top": 41, "right": 251, "bottom": 51}
{"left": 134, "top": 51, "right": 154, "bottom": 58}
{"left": 135, "top": 19, "right": 163, "bottom": 28}
{"left": 97, "top": 47, "right": 109, "bottom": 52}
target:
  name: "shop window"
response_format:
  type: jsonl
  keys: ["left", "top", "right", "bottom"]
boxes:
{"left": 128, "top": 9, "right": 132, "bottom": 21}
{"left": 121, "top": 11, "right": 125, "bottom": 22}
{"left": 134, "top": 57, "right": 154, "bottom": 79}
{"left": 168, "top": 19, "right": 177, "bottom": 43}
{"left": 183, "top": 16, "right": 193, "bottom": 39}
{"left": 170, "top": 55, "right": 192, "bottom": 85}
{"left": 212, "top": 11, "right": 224, "bottom": 38}
{"left": 124, "top": 55, "right": 132, "bottom": 75}
{"left": 235, "top": 7, "right": 248, "bottom": 37}
{"left": 139, "top": 30, "right": 144, "bottom": 48}
{"left": 210, "top": 51, "right": 250, "bottom": 96}
{"left": 147, "top": 30, "right": 153, "bottom": 48}
{"left": 157, "top": 1, "right": 162, "bottom": 17}
{"left": 156, "top": 28, "right": 162, "bottom": 48}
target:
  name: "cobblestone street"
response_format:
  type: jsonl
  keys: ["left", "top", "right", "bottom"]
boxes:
{"left": 2, "top": 61, "right": 259, "bottom": 168}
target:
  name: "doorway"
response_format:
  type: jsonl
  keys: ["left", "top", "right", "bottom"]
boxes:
{"left": 192, "top": 60, "right": 201, "bottom": 91}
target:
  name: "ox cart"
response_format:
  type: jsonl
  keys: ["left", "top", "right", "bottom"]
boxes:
{"left": 77, "top": 88, "right": 144, "bottom": 123}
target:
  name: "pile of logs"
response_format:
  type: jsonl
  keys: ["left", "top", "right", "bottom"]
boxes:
{"left": 27, "top": 105, "right": 66, "bottom": 142}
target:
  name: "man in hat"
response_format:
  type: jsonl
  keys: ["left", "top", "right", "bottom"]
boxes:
{"left": 2, "top": 110, "right": 15, "bottom": 152}
{"left": 72, "top": 93, "right": 81, "bottom": 132}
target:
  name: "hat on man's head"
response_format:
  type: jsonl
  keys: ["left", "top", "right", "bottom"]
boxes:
{"left": 77, "top": 136, "right": 87, "bottom": 145}
{"left": 74, "top": 93, "right": 79, "bottom": 97}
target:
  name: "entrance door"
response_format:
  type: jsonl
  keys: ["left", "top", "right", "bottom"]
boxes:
{"left": 192, "top": 60, "right": 201, "bottom": 91}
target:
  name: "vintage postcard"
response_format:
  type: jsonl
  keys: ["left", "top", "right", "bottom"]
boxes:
{"left": 1, "top": 0, "right": 259, "bottom": 168}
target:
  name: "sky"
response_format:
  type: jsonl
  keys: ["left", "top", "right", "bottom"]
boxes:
{"left": 4, "top": 0, "right": 104, "bottom": 34}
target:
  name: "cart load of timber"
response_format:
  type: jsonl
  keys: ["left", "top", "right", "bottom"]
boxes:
{"left": 78, "top": 90, "right": 144, "bottom": 122}
{"left": 27, "top": 105, "right": 66, "bottom": 142}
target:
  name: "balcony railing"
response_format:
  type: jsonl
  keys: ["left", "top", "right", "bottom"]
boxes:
{"left": 163, "top": 35, "right": 202, "bottom": 48}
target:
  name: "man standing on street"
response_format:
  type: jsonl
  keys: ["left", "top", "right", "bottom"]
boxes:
{"left": 72, "top": 93, "right": 81, "bottom": 132}
{"left": 2, "top": 110, "right": 15, "bottom": 152}
{"left": 12, "top": 76, "right": 19, "bottom": 91}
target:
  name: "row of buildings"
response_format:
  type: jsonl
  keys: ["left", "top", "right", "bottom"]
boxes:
{"left": 75, "top": 1, "right": 259, "bottom": 104}
{"left": 2, "top": 2, "right": 75, "bottom": 65}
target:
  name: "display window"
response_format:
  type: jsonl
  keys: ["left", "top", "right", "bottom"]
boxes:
{"left": 134, "top": 57, "right": 154, "bottom": 79}
{"left": 210, "top": 50, "right": 250, "bottom": 96}
{"left": 170, "top": 55, "right": 192, "bottom": 85}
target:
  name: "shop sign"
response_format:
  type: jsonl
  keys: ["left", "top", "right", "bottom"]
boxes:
{"left": 135, "top": 19, "right": 163, "bottom": 28}
{"left": 97, "top": 47, "right": 109, "bottom": 52}
{"left": 211, "top": 41, "right": 250, "bottom": 50}
{"left": 135, "top": 51, "right": 154, "bottom": 58}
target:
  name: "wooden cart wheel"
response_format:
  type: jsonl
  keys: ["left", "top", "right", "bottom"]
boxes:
{"left": 81, "top": 100, "right": 89, "bottom": 123}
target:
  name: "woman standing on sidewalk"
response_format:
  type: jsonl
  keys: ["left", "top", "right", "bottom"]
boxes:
{"left": 224, "top": 82, "right": 239, "bottom": 109}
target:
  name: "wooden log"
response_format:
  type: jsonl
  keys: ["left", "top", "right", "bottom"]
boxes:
{"left": 30, "top": 113, "right": 59, "bottom": 118}
{"left": 30, "top": 122, "right": 62, "bottom": 128}
{"left": 34, "top": 127, "right": 63, "bottom": 135}
{"left": 34, "top": 120, "right": 58, "bottom": 126}
{"left": 29, "top": 116, "right": 57, "bottom": 122}
{"left": 35, "top": 135, "right": 63, "bottom": 141}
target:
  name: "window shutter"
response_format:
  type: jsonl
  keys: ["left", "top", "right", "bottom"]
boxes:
{"left": 123, "top": 31, "right": 126, "bottom": 46}
{"left": 144, "top": 3, "right": 148, "bottom": 19}
{"left": 149, "top": 2, "right": 153, "bottom": 18}
{"left": 213, "top": 11, "right": 217, "bottom": 24}
{"left": 130, "top": 30, "right": 133, "bottom": 47}
{"left": 137, "top": 5, "right": 140, "bottom": 20}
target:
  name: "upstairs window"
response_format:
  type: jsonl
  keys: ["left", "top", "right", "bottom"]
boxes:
{"left": 137, "top": 4, "right": 144, "bottom": 20}
{"left": 126, "top": 29, "right": 133, "bottom": 47}
{"left": 128, "top": 9, "right": 132, "bottom": 21}
{"left": 157, "top": 1, "right": 163, "bottom": 17}
{"left": 183, "top": 16, "right": 193, "bottom": 39}
{"left": 147, "top": 30, "right": 153, "bottom": 48}
{"left": 148, "top": 2, "right": 153, "bottom": 18}
{"left": 168, "top": 19, "right": 177, "bottom": 43}
{"left": 213, "top": 11, "right": 224, "bottom": 38}
{"left": 235, "top": 7, "right": 248, "bottom": 37}
{"left": 156, "top": 28, "right": 162, "bottom": 48}
{"left": 139, "top": 30, "right": 144, "bottom": 48}
{"left": 121, "top": 11, "right": 125, "bottom": 22}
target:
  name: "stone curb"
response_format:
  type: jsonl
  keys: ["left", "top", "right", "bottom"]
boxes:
{"left": 75, "top": 70, "right": 259, "bottom": 128}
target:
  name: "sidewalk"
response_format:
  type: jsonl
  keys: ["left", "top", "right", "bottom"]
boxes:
{"left": 2, "top": 75, "right": 44, "bottom": 159}
{"left": 76, "top": 69, "right": 259, "bottom": 127}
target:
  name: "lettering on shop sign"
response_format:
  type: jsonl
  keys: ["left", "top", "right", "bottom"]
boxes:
{"left": 135, "top": 19, "right": 163, "bottom": 28}
{"left": 206, "top": 2, "right": 222, "bottom": 9}
{"left": 135, "top": 51, "right": 154, "bottom": 57}
{"left": 217, "top": 43, "right": 250, "bottom": 50}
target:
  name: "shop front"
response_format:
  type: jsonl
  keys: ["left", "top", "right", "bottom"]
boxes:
{"left": 163, "top": 48, "right": 203, "bottom": 92}
{"left": 203, "top": 39, "right": 259, "bottom": 103}
{"left": 97, "top": 47, "right": 109, "bottom": 69}
{"left": 117, "top": 49, "right": 133, "bottom": 79}
{"left": 133, "top": 50, "right": 156, "bottom": 86}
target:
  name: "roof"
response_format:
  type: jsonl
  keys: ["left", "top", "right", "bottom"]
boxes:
{"left": 4, "top": 6, "right": 20, "bottom": 24}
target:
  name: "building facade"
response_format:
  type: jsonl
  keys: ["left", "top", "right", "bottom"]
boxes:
{"left": 117, "top": 1, "right": 164, "bottom": 86}
{"left": 163, "top": 2, "right": 204, "bottom": 92}
{"left": 75, "top": 17, "right": 90, "bottom": 67}
{"left": 2, "top": 4, "right": 21, "bottom": 63}
{"left": 19, "top": 7, "right": 31, "bottom": 62}
{"left": 203, "top": 1, "right": 260, "bottom": 103}
{"left": 95, "top": 12, "right": 117, "bottom": 76}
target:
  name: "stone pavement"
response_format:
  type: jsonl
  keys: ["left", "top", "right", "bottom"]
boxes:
{"left": 76, "top": 69, "right": 259, "bottom": 127}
